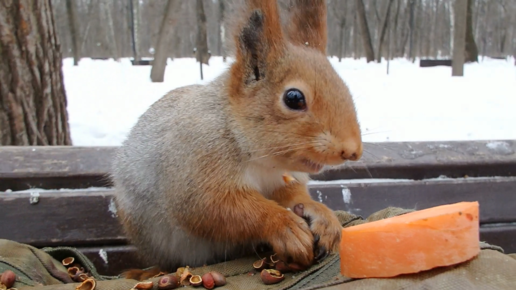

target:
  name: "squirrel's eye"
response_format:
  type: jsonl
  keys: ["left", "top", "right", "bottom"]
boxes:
{"left": 283, "top": 89, "right": 307, "bottom": 111}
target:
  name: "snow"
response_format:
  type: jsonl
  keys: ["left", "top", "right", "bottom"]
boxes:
{"left": 62, "top": 56, "right": 516, "bottom": 146}
{"left": 485, "top": 141, "right": 514, "bottom": 155}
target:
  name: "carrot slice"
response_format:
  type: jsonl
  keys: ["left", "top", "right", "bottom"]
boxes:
{"left": 340, "top": 201, "right": 480, "bottom": 278}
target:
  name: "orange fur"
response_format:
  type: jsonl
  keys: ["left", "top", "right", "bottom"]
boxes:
{"left": 271, "top": 181, "right": 342, "bottom": 253}
{"left": 178, "top": 185, "right": 315, "bottom": 266}
{"left": 113, "top": 0, "right": 361, "bottom": 274}
{"left": 285, "top": 0, "right": 328, "bottom": 53}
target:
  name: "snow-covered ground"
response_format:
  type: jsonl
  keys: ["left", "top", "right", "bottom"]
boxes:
{"left": 63, "top": 56, "right": 516, "bottom": 146}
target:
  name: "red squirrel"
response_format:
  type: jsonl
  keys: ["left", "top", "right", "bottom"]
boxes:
{"left": 112, "top": 0, "right": 362, "bottom": 279}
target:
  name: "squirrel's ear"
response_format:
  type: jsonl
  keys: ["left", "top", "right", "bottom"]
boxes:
{"left": 285, "top": 0, "right": 327, "bottom": 54}
{"left": 234, "top": 0, "right": 285, "bottom": 83}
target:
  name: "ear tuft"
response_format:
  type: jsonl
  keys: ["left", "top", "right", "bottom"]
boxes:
{"left": 240, "top": 10, "right": 265, "bottom": 82}
{"left": 285, "top": 0, "right": 328, "bottom": 53}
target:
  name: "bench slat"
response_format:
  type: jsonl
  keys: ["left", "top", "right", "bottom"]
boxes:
{"left": 1, "top": 140, "right": 515, "bottom": 191}
{"left": 2, "top": 177, "right": 515, "bottom": 247}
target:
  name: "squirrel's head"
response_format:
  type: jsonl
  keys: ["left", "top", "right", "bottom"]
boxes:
{"left": 228, "top": 0, "right": 362, "bottom": 174}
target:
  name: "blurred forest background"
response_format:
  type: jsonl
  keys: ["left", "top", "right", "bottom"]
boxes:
{"left": 1, "top": 0, "right": 515, "bottom": 146}
{"left": 53, "top": 0, "right": 516, "bottom": 63}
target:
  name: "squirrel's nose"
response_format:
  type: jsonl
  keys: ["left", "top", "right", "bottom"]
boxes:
{"left": 340, "top": 142, "right": 362, "bottom": 161}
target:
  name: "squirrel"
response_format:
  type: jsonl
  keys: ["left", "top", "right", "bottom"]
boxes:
{"left": 112, "top": 0, "right": 362, "bottom": 279}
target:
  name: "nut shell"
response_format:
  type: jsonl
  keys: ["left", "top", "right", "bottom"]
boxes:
{"left": 189, "top": 275, "right": 203, "bottom": 287}
{"left": 253, "top": 258, "right": 267, "bottom": 271}
{"left": 62, "top": 257, "right": 75, "bottom": 267}
{"left": 179, "top": 267, "right": 192, "bottom": 286}
{"left": 133, "top": 281, "right": 153, "bottom": 290}
{"left": 274, "top": 261, "right": 292, "bottom": 273}
{"left": 75, "top": 278, "right": 96, "bottom": 290}
{"left": 1, "top": 270, "right": 16, "bottom": 289}
{"left": 209, "top": 271, "right": 226, "bottom": 286}
{"left": 260, "top": 269, "right": 284, "bottom": 285}
{"left": 201, "top": 272, "right": 215, "bottom": 290}
{"left": 158, "top": 275, "right": 179, "bottom": 290}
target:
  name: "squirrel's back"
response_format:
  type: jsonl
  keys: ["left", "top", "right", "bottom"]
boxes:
{"left": 112, "top": 74, "right": 254, "bottom": 269}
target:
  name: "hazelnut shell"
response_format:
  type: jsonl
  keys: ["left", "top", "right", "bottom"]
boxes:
{"left": 62, "top": 257, "right": 75, "bottom": 267}
{"left": 260, "top": 269, "right": 285, "bottom": 285}
{"left": 133, "top": 281, "right": 153, "bottom": 290}
{"left": 189, "top": 275, "right": 203, "bottom": 287}
{"left": 75, "top": 278, "right": 96, "bottom": 290}
{"left": 1, "top": 270, "right": 16, "bottom": 289}
{"left": 209, "top": 271, "right": 226, "bottom": 286}
{"left": 201, "top": 272, "right": 215, "bottom": 290}
{"left": 158, "top": 274, "right": 179, "bottom": 290}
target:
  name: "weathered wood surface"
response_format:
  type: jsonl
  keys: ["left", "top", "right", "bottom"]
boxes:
{"left": 1, "top": 140, "right": 515, "bottom": 190}
{"left": 2, "top": 177, "right": 515, "bottom": 248}
{"left": 0, "top": 190, "right": 124, "bottom": 247}
{"left": 309, "top": 177, "right": 516, "bottom": 223}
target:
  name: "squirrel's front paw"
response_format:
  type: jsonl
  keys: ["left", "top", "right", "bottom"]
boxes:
{"left": 266, "top": 211, "right": 314, "bottom": 267}
{"left": 293, "top": 202, "right": 342, "bottom": 260}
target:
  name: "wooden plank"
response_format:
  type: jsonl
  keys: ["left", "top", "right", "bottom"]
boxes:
{"left": 309, "top": 177, "right": 516, "bottom": 224}
{"left": 0, "top": 190, "right": 125, "bottom": 247}
{"left": 479, "top": 224, "right": 516, "bottom": 255}
{"left": 1, "top": 140, "right": 515, "bottom": 191}
{"left": 2, "top": 177, "right": 515, "bottom": 247}
{"left": 0, "top": 146, "right": 117, "bottom": 191}
{"left": 75, "top": 225, "right": 516, "bottom": 276}
{"left": 313, "top": 140, "right": 516, "bottom": 180}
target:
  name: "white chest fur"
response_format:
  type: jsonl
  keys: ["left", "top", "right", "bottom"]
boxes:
{"left": 242, "top": 160, "right": 310, "bottom": 199}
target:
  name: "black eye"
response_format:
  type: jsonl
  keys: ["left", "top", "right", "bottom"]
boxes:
{"left": 283, "top": 89, "right": 307, "bottom": 111}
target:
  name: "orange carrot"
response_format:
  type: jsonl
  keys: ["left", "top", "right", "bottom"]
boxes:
{"left": 340, "top": 202, "right": 480, "bottom": 278}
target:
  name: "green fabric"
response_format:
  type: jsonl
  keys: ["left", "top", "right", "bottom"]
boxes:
{"left": 1, "top": 207, "right": 515, "bottom": 290}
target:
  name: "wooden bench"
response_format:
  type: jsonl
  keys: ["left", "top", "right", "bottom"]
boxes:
{"left": 1, "top": 140, "right": 515, "bottom": 275}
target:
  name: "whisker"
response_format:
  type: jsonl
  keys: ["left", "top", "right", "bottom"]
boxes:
{"left": 362, "top": 148, "right": 381, "bottom": 160}
{"left": 345, "top": 162, "right": 357, "bottom": 173}
{"left": 361, "top": 129, "right": 391, "bottom": 136}
{"left": 260, "top": 129, "right": 319, "bottom": 139}
{"left": 246, "top": 141, "right": 318, "bottom": 154}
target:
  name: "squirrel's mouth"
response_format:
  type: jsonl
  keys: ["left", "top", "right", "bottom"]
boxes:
{"left": 300, "top": 158, "right": 324, "bottom": 173}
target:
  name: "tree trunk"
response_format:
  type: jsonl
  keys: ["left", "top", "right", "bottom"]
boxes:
{"left": 0, "top": 0, "right": 72, "bottom": 146}
{"left": 150, "top": 0, "right": 181, "bottom": 83}
{"left": 128, "top": 0, "right": 140, "bottom": 62}
{"left": 101, "top": 1, "right": 119, "bottom": 60}
{"left": 338, "top": 20, "right": 345, "bottom": 62}
{"left": 356, "top": 0, "right": 375, "bottom": 62}
{"left": 196, "top": 0, "right": 209, "bottom": 66}
{"left": 408, "top": 0, "right": 416, "bottom": 61}
{"left": 448, "top": 0, "right": 454, "bottom": 55}
{"left": 464, "top": 0, "right": 478, "bottom": 62}
{"left": 452, "top": 0, "right": 468, "bottom": 76}
{"left": 65, "top": 0, "right": 81, "bottom": 65}
{"left": 376, "top": 0, "right": 395, "bottom": 63}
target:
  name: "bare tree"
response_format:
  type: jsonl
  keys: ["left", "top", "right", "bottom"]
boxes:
{"left": 0, "top": 0, "right": 72, "bottom": 145}
{"left": 65, "top": 0, "right": 81, "bottom": 65}
{"left": 408, "top": 0, "right": 416, "bottom": 60}
{"left": 196, "top": 0, "right": 210, "bottom": 80}
{"left": 452, "top": 0, "right": 468, "bottom": 76}
{"left": 376, "top": 0, "right": 395, "bottom": 62}
{"left": 330, "top": 1, "right": 347, "bottom": 62}
{"left": 129, "top": 0, "right": 141, "bottom": 62}
{"left": 356, "top": 0, "right": 375, "bottom": 62}
{"left": 150, "top": 0, "right": 181, "bottom": 83}
{"left": 464, "top": 0, "right": 478, "bottom": 62}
